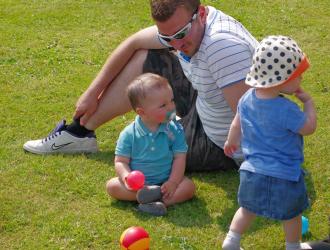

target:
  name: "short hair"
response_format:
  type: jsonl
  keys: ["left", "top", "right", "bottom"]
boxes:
{"left": 127, "top": 73, "right": 171, "bottom": 110}
{"left": 150, "top": 0, "right": 200, "bottom": 22}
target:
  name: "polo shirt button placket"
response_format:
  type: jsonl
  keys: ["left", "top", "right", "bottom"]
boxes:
{"left": 149, "top": 133, "right": 155, "bottom": 151}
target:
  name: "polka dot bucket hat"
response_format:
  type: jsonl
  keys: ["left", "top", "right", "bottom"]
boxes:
{"left": 246, "top": 35, "right": 310, "bottom": 88}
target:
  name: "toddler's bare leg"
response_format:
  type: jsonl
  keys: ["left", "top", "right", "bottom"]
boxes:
{"left": 222, "top": 207, "right": 256, "bottom": 250}
{"left": 283, "top": 214, "right": 301, "bottom": 243}
{"left": 230, "top": 207, "right": 256, "bottom": 234}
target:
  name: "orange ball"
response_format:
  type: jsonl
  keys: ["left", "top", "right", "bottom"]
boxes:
{"left": 120, "top": 226, "right": 150, "bottom": 250}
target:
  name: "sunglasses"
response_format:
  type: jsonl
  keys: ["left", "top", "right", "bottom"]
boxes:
{"left": 158, "top": 11, "right": 198, "bottom": 43}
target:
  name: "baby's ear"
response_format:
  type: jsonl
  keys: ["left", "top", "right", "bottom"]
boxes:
{"left": 135, "top": 107, "right": 144, "bottom": 116}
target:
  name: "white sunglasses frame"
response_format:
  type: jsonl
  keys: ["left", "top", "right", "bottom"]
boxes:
{"left": 157, "top": 12, "right": 198, "bottom": 43}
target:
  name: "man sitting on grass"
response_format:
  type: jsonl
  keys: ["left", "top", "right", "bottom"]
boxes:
{"left": 24, "top": 0, "right": 258, "bottom": 172}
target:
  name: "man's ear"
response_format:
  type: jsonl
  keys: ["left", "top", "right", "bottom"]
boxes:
{"left": 198, "top": 5, "right": 208, "bottom": 24}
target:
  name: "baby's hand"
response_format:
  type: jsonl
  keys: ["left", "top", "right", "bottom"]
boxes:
{"left": 295, "top": 87, "right": 312, "bottom": 103}
{"left": 123, "top": 176, "right": 134, "bottom": 191}
{"left": 161, "top": 180, "right": 177, "bottom": 201}
{"left": 224, "top": 140, "right": 238, "bottom": 157}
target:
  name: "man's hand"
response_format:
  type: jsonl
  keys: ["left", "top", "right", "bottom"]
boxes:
{"left": 73, "top": 91, "right": 99, "bottom": 126}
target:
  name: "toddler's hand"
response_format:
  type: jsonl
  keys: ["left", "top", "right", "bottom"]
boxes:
{"left": 161, "top": 180, "right": 177, "bottom": 201}
{"left": 224, "top": 140, "right": 238, "bottom": 157}
{"left": 295, "top": 87, "right": 312, "bottom": 103}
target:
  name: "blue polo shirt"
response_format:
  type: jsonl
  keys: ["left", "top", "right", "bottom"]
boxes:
{"left": 115, "top": 116, "right": 188, "bottom": 185}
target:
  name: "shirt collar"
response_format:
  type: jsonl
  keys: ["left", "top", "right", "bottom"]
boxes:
{"left": 134, "top": 116, "right": 168, "bottom": 136}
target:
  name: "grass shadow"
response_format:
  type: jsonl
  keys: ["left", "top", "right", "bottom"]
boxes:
{"left": 164, "top": 196, "right": 212, "bottom": 227}
{"left": 304, "top": 168, "right": 317, "bottom": 209}
{"left": 300, "top": 168, "right": 318, "bottom": 242}
{"left": 107, "top": 196, "right": 212, "bottom": 228}
{"left": 85, "top": 150, "right": 115, "bottom": 166}
{"left": 191, "top": 170, "right": 240, "bottom": 232}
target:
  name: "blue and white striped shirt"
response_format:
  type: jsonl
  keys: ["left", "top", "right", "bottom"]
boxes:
{"left": 179, "top": 6, "right": 258, "bottom": 153}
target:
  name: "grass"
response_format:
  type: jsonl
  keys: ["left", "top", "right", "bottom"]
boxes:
{"left": 0, "top": 0, "right": 329, "bottom": 249}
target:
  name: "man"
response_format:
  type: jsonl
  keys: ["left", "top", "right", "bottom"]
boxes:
{"left": 24, "top": 0, "right": 258, "bottom": 172}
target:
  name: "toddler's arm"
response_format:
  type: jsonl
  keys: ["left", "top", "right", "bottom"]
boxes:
{"left": 295, "top": 87, "right": 317, "bottom": 135}
{"left": 114, "top": 155, "right": 132, "bottom": 189}
{"left": 224, "top": 113, "right": 241, "bottom": 157}
{"left": 161, "top": 153, "right": 186, "bottom": 200}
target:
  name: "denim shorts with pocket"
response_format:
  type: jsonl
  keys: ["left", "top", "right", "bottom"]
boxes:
{"left": 238, "top": 170, "right": 309, "bottom": 220}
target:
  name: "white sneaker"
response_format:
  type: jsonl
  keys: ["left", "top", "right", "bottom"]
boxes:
{"left": 23, "top": 120, "right": 98, "bottom": 154}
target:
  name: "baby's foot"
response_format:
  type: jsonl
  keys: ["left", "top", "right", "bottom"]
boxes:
{"left": 138, "top": 202, "right": 167, "bottom": 216}
{"left": 136, "top": 185, "right": 162, "bottom": 204}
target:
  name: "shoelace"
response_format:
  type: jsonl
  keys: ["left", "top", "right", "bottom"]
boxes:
{"left": 42, "top": 131, "right": 62, "bottom": 143}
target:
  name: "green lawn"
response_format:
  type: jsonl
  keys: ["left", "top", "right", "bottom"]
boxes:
{"left": 1, "top": 1, "right": 329, "bottom": 249}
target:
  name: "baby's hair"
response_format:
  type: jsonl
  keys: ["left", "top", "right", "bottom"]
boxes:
{"left": 127, "top": 73, "right": 171, "bottom": 110}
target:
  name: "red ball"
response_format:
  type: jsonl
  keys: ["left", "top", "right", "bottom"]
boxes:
{"left": 120, "top": 226, "right": 150, "bottom": 250}
{"left": 126, "top": 171, "right": 145, "bottom": 190}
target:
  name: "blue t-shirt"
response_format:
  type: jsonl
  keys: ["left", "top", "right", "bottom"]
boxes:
{"left": 115, "top": 116, "right": 188, "bottom": 185}
{"left": 239, "top": 89, "right": 306, "bottom": 181}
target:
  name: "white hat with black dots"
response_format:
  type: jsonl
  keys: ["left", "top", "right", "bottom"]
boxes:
{"left": 246, "top": 35, "right": 310, "bottom": 88}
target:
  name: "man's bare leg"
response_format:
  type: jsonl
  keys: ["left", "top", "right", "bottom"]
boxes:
{"left": 85, "top": 49, "right": 148, "bottom": 130}
{"left": 23, "top": 49, "right": 148, "bottom": 154}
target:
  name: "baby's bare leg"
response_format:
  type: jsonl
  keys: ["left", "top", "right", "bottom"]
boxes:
{"left": 163, "top": 177, "right": 195, "bottom": 206}
{"left": 106, "top": 177, "right": 137, "bottom": 201}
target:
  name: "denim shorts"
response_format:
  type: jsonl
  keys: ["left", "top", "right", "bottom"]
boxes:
{"left": 238, "top": 170, "right": 309, "bottom": 220}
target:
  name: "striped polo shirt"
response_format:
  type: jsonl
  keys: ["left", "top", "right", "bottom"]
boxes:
{"left": 178, "top": 6, "right": 259, "bottom": 152}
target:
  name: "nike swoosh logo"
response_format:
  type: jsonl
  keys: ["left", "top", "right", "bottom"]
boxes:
{"left": 51, "top": 142, "right": 74, "bottom": 150}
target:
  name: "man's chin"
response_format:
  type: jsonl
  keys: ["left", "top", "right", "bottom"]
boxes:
{"left": 180, "top": 49, "right": 194, "bottom": 57}
{"left": 182, "top": 46, "right": 199, "bottom": 57}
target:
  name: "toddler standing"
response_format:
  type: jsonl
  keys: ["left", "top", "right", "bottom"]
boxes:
{"left": 222, "top": 35, "right": 317, "bottom": 250}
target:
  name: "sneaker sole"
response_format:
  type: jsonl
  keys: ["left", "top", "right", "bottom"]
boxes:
{"left": 23, "top": 144, "right": 99, "bottom": 155}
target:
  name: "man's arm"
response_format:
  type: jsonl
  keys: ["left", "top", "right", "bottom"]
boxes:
{"left": 222, "top": 79, "right": 250, "bottom": 113}
{"left": 84, "top": 25, "right": 164, "bottom": 98}
{"left": 74, "top": 25, "right": 165, "bottom": 121}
